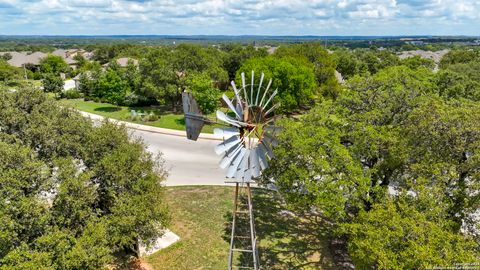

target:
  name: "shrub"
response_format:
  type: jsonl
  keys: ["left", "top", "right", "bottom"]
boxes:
{"left": 31, "top": 72, "right": 41, "bottom": 80}
{"left": 129, "top": 115, "right": 140, "bottom": 121}
{"left": 61, "top": 89, "right": 82, "bottom": 99}
{"left": 146, "top": 112, "right": 159, "bottom": 122}
{"left": 42, "top": 73, "right": 63, "bottom": 96}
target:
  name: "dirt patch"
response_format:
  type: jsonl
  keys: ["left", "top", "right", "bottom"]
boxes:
{"left": 126, "top": 257, "right": 154, "bottom": 270}
{"left": 108, "top": 256, "right": 154, "bottom": 270}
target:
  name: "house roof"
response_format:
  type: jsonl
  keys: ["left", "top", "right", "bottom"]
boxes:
{"left": 334, "top": 70, "right": 344, "bottom": 84}
{"left": 52, "top": 49, "right": 78, "bottom": 65}
{"left": 398, "top": 49, "right": 450, "bottom": 63}
{"left": 0, "top": 51, "right": 47, "bottom": 67}
{"left": 116, "top": 57, "right": 139, "bottom": 67}
{"left": 73, "top": 71, "right": 93, "bottom": 81}
{"left": 1, "top": 48, "right": 94, "bottom": 68}
{"left": 102, "top": 57, "right": 139, "bottom": 68}
{"left": 52, "top": 49, "right": 68, "bottom": 58}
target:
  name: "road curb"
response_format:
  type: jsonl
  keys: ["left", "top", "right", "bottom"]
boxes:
{"left": 78, "top": 111, "right": 222, "bottom": 141}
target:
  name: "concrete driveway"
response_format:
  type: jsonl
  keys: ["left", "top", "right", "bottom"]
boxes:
{"left": 63, "top": 79, "right": 75, "bottom": 91}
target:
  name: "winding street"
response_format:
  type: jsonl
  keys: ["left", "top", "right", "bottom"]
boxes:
{"left": 131, "top": 129, "right": 226, "bottom": 186}
{"left": 79, "top": 111, "right": 226, "bottom": 186}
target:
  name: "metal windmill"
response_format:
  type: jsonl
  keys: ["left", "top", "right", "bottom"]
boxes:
{"left": 182, "top": 71, "right": 279, "bottom": 270}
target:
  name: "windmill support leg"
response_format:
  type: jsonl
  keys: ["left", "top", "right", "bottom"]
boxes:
{"left": 228, "top": 182, "right": 260, "bottom": 270}
{"left": 228, "top": 183, "right": 239, "bottom": 269}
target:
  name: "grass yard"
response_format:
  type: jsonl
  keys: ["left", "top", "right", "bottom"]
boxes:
{"left": 146, "top": 186, "right": 336, "bottom": 270}
{"left": 59, "top": 99, "right": 220, "bottom": 133}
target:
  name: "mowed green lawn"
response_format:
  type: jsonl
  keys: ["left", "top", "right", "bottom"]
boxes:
{"left": 59, "top": 99, "right": 219, "bottom": 133}
{"left": 147, "top": 186, "right": 336, "bottom": 270}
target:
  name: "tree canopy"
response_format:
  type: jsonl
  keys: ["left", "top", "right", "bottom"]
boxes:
{"left": 186, "top": 72, "right": 221, "bottom": 114}
{"left": 275, "top": 43, "right": 341, "bottom": 98}
{"left": 42, "top": 73, "right": 63, "bottom": 96}
{"left": 237, "top": 56, "right": 317, "bottom": 113}
{"left": 0, "top": 87, "right": 169, "bottom": 269}
{"left": 39, "top": 55, "right": 70, "bottom": 76}
{"left": 439, "top": 49, "right": 480, "bottom": 69}
{"left": 263, "top": 66, "right": 480, "bottom": 268}
{"left": 0, "top": 59, "right": 22, "bottom": 83}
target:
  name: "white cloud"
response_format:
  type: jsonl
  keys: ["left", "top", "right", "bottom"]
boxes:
{"left": 0, "top": 0, "right": 478, "bottom": 35}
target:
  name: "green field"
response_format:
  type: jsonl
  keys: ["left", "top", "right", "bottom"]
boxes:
{"left": 146, "top": 186, "right": 335, "bottom": 270}
{"left": 59, "top": 99, "right": 219, "bottom": 133}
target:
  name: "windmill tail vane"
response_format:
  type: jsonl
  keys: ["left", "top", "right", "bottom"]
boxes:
{"left": 181, "top": 91, "right": 216, "bottom": 141}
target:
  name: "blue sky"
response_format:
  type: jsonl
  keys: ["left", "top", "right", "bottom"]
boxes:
{"left": 0, "top": 0, "right": 479, "bottom": 35}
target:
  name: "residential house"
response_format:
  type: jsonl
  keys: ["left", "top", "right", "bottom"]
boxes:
{"left": 0, "top": 51, "right": 47, "bottom": 68}
{"left": 52, "top": 49, "right": 79, "bottom": 69}
{"left": 102, "top": 57, "right": 139, "bottom": 69}
{"left": 72, "top": 71, "right": 93, "bottom": 90}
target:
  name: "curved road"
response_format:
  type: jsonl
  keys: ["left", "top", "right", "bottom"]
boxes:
{"left": 80, "top": 111, "right": 227, "bottom": 186}
{"left": 132, "top": 129, "right": 226, "bottom": 186}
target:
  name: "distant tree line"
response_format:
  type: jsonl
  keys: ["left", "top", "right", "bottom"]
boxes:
{"left": 2, "top": 42, "right": 480, "bottom": 118}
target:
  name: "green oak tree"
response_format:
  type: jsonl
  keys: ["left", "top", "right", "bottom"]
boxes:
{"left": 0, "top": 59, "right": 22, "bottom": 83}
{"left": 39, "top": 55, "right": 70, "bottom": 76}
{"left": 42, "top": 73, "right": 64, "bottom": 97}
{"left": 275, "top": 43, "right": 340, "bottom": 98}
{"left": 400, "top": 55, "right": 435, "bottom": 70}
{"left": 222, "top": 44, "right": 268, "bottom": 82}
{"left": 95, "top": 68, "right": 129, "bottom": 106}
{"left": 0, "top": 87, "right": 169, "bottom": 269}
{"left": 139, "top": 46, "right": 228, "bottom": 111}
{"left": 237, "top": 56, "right": 317, "bottom": 113}
{"left": 263, "top": 66, "right": 479, "bottom": 268}
{"left": 439, "top": 49, "right": 480, "bottom": 69}
{"left": 186, "top": 72, "right": 221, "bottom": 114}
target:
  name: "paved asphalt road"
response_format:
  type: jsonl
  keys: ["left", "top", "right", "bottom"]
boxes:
{"left": 79, "top": 111, "right": 227, "bottom": 186}
{"left": 131, "top": 129, "right": 227, "bottom": 186}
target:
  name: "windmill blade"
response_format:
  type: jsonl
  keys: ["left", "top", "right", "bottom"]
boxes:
{"left": 255, "top": 73, "right": 264, "bottom": 105}
{"left": 216, "top": 111, "right": 247, "bottom": 127}
{"left": 226, "top": 148, "right": 247, "bottom": 178}
{"left": 264, "top": 103, "right": 280, "bottom": 117}
{"left": 257, "top": 144, "right": 269, "bottom": 170}
{"left": 261, "top": 140, "right": 274, "bottom": 158}
{"left": 250, "top": 147, "right": 260, "bottom": 178}
{"left": 235, "top": 150, "right": 250, "bottom": 180}
{"left": 250, "top": 70, "right": 254, "bottom": 105}
{"left": 241, "top": 72, "right": 248, "bottom": 104}
{"left": 220, "top": 143, "right": 243, "bottom": 169}
{"left": 259, "top": 78, "right": 272, "bottom": 107}
{"left": 243, "top": 165, "right": 253, "bottom": 183}
{"left": 264, "top": 125, "right": 282, "bottom": 133}
{"left": 214, "top": 127, "right": 239, "bottom": 140}
{"left": 215, "top": 135, "right": 241, "bottom": 155}
{"left": 262, "top": 89, "right": 278, "bottom": 111}
{"left": 210, "top": 74, "right": 279, "bottom": 184}
{"left": 222, "top": 94, "right": 242, "bottom": 120}
{"left": 230, "top": 81, "right": 243, "bottom": 112}
{"left": 263, "top": 133, "right": 278, "bottom": 147}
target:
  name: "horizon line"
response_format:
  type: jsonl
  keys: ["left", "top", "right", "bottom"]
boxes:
{"left": 1, "top": 34, "right": 479, "bottom": 38}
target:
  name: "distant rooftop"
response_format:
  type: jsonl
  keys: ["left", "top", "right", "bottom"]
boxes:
{"left": 0, "top": 51, "right": 47, "bottom": 67}
{"left": 103, "top": 57, "right": 139, "bottom": 68}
